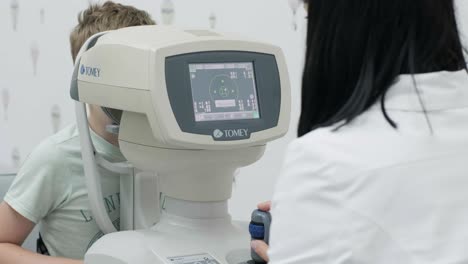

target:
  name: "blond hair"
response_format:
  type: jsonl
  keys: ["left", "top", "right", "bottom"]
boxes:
{"left": 70, "top": 1, "right": 155, "bottom": 62}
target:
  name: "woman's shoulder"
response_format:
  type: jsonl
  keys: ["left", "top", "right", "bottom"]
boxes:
{"left": 287, "top": 118, "right": 410, "bottom": 174}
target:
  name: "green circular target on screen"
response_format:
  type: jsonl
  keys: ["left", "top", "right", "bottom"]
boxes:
{"left": 209, "top": 75, "right": 239, "bottom": 101}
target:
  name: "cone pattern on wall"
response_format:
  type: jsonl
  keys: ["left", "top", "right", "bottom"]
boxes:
{"left": 161, "top": 0, "right": 175, "bottom": 25}
{"left": 11, "top": 0, "right": 19, "bottom": 31}
{"left": 209, "top": 12, "right": 217, "bottom": 29}
{"left": 11, "top": 148, "right": 21, "bottom": 169}
{"left": 51, "top": 105, "right": 61, "bottom": 133}
{"left": 30, "top": 41, "right": 39, "bottom": 76}
{"left": 40, "top": 8, "right": 45, "bottom": 24}
{"left": 2, "top": 89, "right": 9, "bottom": 121}
{"left": 288, "top": 0, "right": 300, "bottom": 31}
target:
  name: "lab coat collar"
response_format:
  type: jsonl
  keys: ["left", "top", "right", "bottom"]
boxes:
{"left": 382, "top": 70, "right": 468, "bottom": 112}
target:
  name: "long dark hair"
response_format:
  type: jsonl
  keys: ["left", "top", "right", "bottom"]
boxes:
{"left": 298, "top": 0, "right": 467, "bottom": 137}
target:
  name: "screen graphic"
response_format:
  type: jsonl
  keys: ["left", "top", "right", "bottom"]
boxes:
{"left": 189, "top": 62, "right": 260, "bottom": 122}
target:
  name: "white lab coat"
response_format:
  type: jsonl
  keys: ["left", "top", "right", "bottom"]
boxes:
{"left": 269, "top": 70, "right": 468, "bottom": 264}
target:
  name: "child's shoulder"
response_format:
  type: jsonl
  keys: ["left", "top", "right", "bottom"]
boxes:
{"left": 26, "top": 124, "right": 82, "bottom": 168}
{"left": 49, "top": 124, "right": 80, "bottom": 146}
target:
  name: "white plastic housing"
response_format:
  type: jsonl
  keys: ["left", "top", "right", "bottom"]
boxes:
{"left": 76, "top": 26, "right": 291, "bottom": 151}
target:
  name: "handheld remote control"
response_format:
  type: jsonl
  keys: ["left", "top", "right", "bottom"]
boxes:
{"left": 249, "top": 209, "right": 272, "bottom": 263}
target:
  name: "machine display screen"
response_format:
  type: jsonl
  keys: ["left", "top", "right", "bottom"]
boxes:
{"left": 189, "top": 62, "right": 260, "bottom": 122}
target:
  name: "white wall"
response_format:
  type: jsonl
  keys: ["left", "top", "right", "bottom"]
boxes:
{"left": 458, "top": 0, "right": 468, "bottom": 42}
{"left": 0, "top": 0, "right": 467, "bottom": 222}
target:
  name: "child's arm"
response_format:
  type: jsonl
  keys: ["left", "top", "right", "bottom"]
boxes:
{"left": 0, "top": 202, "right": 83, "bottom": 264}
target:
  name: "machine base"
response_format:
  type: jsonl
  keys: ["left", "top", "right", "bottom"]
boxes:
{"left": 85, "top": 213, "right": 255, "bottom": 264}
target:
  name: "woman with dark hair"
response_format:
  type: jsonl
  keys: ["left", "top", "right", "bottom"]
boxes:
{"left": 252, "top": 0, "right": 468, "bottom": 263}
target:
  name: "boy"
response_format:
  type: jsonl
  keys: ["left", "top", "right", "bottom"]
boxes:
{"left": 0, "top": 2, "right": 155, "bottom": 263}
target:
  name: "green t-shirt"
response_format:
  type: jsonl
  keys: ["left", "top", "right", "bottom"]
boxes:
{"left": 4, "top": 124, "right": 125, "bottom": 259}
